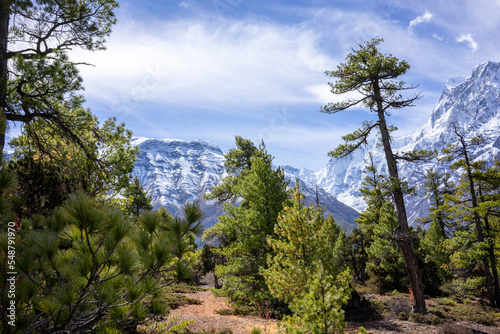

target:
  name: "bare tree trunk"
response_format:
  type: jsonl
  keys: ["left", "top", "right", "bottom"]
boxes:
{"left": 484, "top": 215, "right": 500, "bottom": 308}
{"left": 0, "top": 1, "right": 11, "bottom": 154}
{"left": 214, "top": 272, "right": 221, "bottom": 289}
{"left": 374, "top": 82, "right": 426, "bottom": 314}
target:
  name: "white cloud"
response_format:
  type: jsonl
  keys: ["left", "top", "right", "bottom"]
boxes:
{"left": 432, "top": 33, "right": 443, "bottom": 41}
{"left": 72, "top": 18, "right": 334, "bottom": 115}
{"left": 178, "top": 2, "right": 193, "bottom": 8}
{"left": 408, "top": 11, "right": 433, "bottom": 33}
{"left": 456, "top": 33, "right": 478, "bottom": 51}
{"left": 306, "top": 84, "right": 365, "bottom": 108}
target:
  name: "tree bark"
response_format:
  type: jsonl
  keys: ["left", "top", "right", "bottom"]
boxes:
{"left": 0, "top": 1, "right": 10, "bottom": 154}
{"left": 484, "top": 215, "right": 500, "bottom": 308}
{"left": 374, "top": 81, "right": 427, "bottom": 314}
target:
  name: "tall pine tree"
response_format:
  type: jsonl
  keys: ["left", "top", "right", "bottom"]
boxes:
{"left": 322, "top": 38, "right": 434, "bottom": 313}
{"left": 203, "top": 139, "right": 289, "bottom": 309}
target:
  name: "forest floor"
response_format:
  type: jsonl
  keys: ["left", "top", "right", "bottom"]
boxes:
{"left": 140, "top": 274, "right": 500, "bottom": 334}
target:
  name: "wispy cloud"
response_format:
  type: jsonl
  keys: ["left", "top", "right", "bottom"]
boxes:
{"left": 408, "top": 11, "right": 433, "bottom": 33}
{"left": 178, "top": 2, "right": 194, "bottom": 8}
{"left": 72, "top": 18, "right": 336, "bottom": 117}
{"left": 456, "top": 33, "right": 478, "bottom": 51}
{"left": 432, "top": 33, "right": 443, "bottom": 41}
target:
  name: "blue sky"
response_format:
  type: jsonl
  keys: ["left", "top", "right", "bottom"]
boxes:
{"left": 70, "top": 0, "right": 500, "bottom": 170}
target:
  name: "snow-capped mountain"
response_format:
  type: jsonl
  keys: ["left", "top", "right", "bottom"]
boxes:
{"left": 132, "top": 137, "right": 227, "bottom": 229}
{"left": 132, "top": 137, "right": 360, "bottom": 232}
{"left": 314, "top": 60, "right": 500, "bottom": 223}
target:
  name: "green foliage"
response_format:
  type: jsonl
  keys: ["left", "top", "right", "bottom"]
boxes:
{"left": 369, "top": 295, "right": 411, "bottom": 317}
{"left": 204, "top": 138, "right": 289, "bottom": 309}
{"left": 365, "top": 202, "right": 408, "bottom": 293}
{"left": 0, "top": 141, "right": 16, "bottom": 222}
{"left": 323, "top": 38, "right": 412, "bottom": 111}
{"left": 7, "top": 107, "right": 138, "bottom": 217}
{"left": 133, "top": 202, "right": 204, "bottom": 284}
{"left": 162, "top": 294, "right": 203, "bottom": 310}
{"left": 430, "top": 302, "right": 499, "bottom": 326}
{"left": 250, "top": 327, "right": 262, "bottom": 334}
{"left": 322, "top": 39, "right": 428, "bottom": 314}
{"left": 438, "top": 131, "right": 500, "bottom": 307}
{"left": 322, "top": 37, "right": 420, "bottom": 159}
{"left": 1, "top": 0, "right": 119, "bottom": 153}
{"left": 142, "top": 314, "right": 194, "bottom": 334}
{"left": 415, "top": 168, "right": 455, "bottom": 296}
{"left": 265, "top": 186, "right": 351, "bottom": 333}
{"left": 204, "top": 136, "right": 267, "bottom": 205}
{"left": 0, "top": 188, "right": 205, "bottom": 333}
{"left": 0, "top": 193, "right": 165, "bottom": 333}
{"left": 350, "top": 156, "right": 407, "bottom": 293}
{"left": 357, "top": 327, "right": 369, "bottom": 334}
{"left": 196, "top": 244, "right": 224, "bottom": 288}
{"left": 123, "top": 176, "right": 153, "bottom": 217}
{"left": 215, "top": 305, "right": 257, "bottom": 316}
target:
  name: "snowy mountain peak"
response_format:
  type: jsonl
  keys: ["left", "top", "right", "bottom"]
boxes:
{"left": 316, "top": 61, "right": 500, "bottom": 221}
{"left": 445, "top": 77, "right": 465, "bottom": 89}
{"left": 132, "top": 137, "right": 223, "bottom": 156}
{"left": 133, "top": 137, "right": 226, "bottom": 212}
{"left": 420, "top": 61, "right": 500, "bottom": 149}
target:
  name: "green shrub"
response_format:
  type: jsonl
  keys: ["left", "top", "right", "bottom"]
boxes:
{"left": 398, "top": 312, "right": 410, "bottom": 321}
{"left": 250, "top": 327, "right": 262, "bottom": 334}
{"left": 450, "top": 304, "right": 496, "bottom": 326}
{"left": 166, "top": 282, "right": 206, "bottom": 293}
{"left": 438, "top": 323, "right": 474, "bottom": 334}
{"left": 371, "top": 296, "right": 411, "bottom": 317}
{"left": 0, "top": 193, "right": 169, "bottom": 333}
{"left": 215, "top": 305, "right": 256, "bottom": 316}
{"left": 0, "top": 193, "right": 206, "bottom": 333}
{"left": 215, "top": 309, "right": 235, "bottom": 316}
{"left": 164, "top": 294, "right": 203, "bottom": 309}
{"left": 142, "top": 315, "right": 193, "bottom": 334}
{"left": 429, "top": 303, "right": 498, "bottom": 326}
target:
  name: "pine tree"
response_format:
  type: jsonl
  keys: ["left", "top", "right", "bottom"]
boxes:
{"left": 354, "top": 155, "right": 407, "bottom": 292}
{"left": 418, "top": 168, "right": 454, "bottom": 237}
{"left": 204, "top": 140, "right": 289, "bottom": 308}
{"left": 124, "top": 176, "right": 153, "bottom": 216}
{"left": 322, "top": 38, "right": 434, "bottom": 313}
{"left": 204, "top": 136, "right": 267, "bottom": 205}
{"left": 417, "top": 168, "right": 454, "bottom": 293}
{"left": 0, "top": 0, "right": 119, "bottom": 153}
{"left": 346, "top": 153, "right": 386, "bottom": 284}
{"left": 265, "top": 185, "right": 351, "bottom": 333}
{"left": 1, "top": 193, "right": 168, "bottom": 333}
{"left": 442, "top": 129, "right": 500, "bottom": 308}
{"left": 7, "top": 108, "right": 138, "bottom": 217}
{"left": 367, "top": 202, "right": 408, "bottom": 293}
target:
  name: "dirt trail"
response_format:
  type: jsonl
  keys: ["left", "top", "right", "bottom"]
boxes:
{"left": 169, "top": 290, "right": 278, "bottom": 334}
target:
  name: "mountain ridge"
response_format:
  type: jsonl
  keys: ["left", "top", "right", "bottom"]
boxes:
{"left": 132, "top": 137, "right": 360, "bottom": 232}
